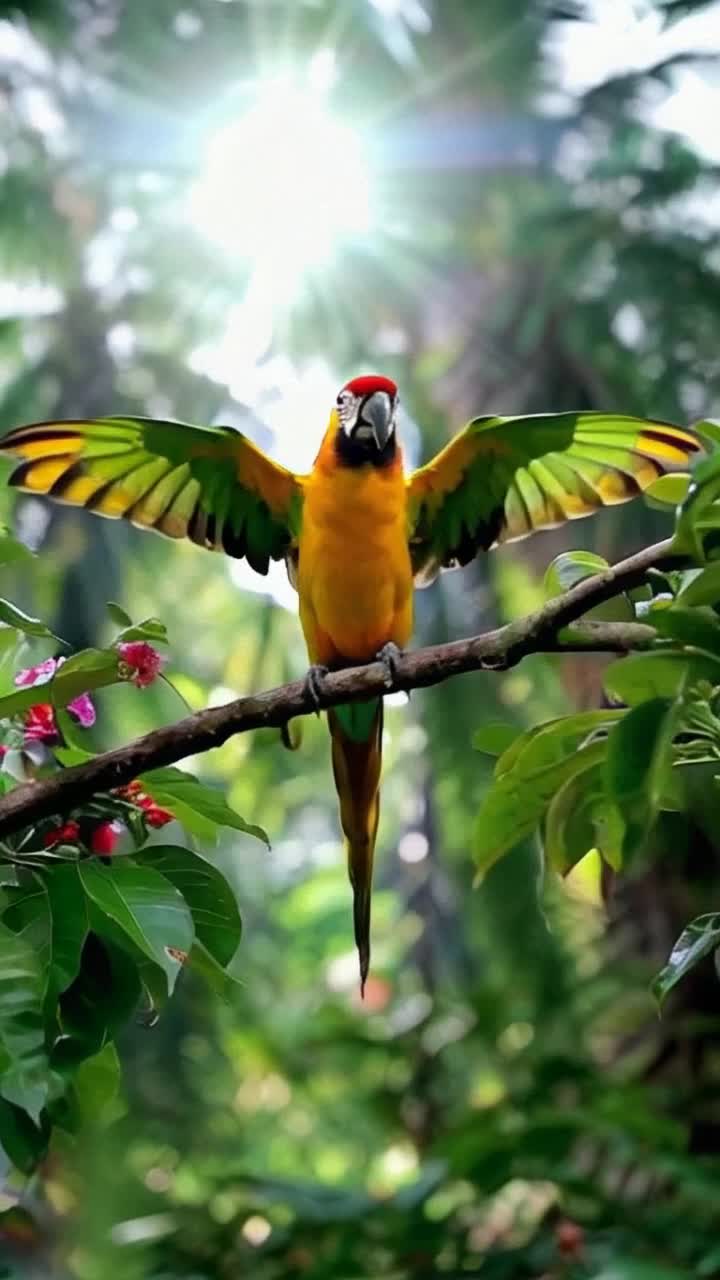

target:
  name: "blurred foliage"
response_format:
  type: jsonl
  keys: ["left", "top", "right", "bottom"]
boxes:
{"left": 1, "top": 0, "right": 720, "bottom": 1277}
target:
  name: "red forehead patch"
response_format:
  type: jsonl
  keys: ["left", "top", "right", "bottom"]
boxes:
{"left": 342, "top": 374, "right": 397, "bottom": 398}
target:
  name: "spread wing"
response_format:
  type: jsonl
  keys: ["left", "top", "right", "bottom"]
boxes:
{"left": 407, "top": 411, "right": 701, "bottom": 584}
{"left": 0, "top": 416, "right": 301, "bottom": 575}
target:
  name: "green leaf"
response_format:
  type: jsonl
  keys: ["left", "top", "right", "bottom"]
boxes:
{"left": 3, "top": 868, "right": 87, "bottom": 1013}
{"left": 649, "top": 605, "right": 720, "bottom": 656}
{"left": 0, "top": 1100, "right": 48, "bottom": 1174}
{"left": 643, "top": 471, "right": 691, "bottom": 509}
{"left": 676, "top": 561, "right": 720, "bottom": 607}
{"left": 474, "top": 739, "right": 607, "bottom": 881}
{"left": 188, "top": 941, "right": 242, "bottom": 1002}
{"left": 692, "top": 418, "right": 720, "bottom": 451}
{"left": 1, "top": 874, "right": 51, "bottom": 969}
{"left": 544, "top": 762, "right": 624, "bottom": 874}
{"left": 139, "top": 845, "right": 241, "bottom": 967}
{"left": 605, "top": 698, "right": 676, "bottom": 859}
{"left": 56, "top": 933, "right": 142, "bottom": 1065}
{"left": 0, "top": 627, "right": 22, "bottom": 671}
{"left": 0, "top": 684, "right": 48, "bottom": 722}
{"left": 472, "top": 721, "right": 519, "bottom": 757}
{"left": 79, "top": 860, "right": 194, "bottom": 995}
{"left": 50, "top": 648, "right": 119, "bottom": 706}
{"left": 653, "top": 913, "right": 720, "bottom": 1005}
{"left": 543, "top": 551, "right": 633, "bottom": 623}
{"left": 106, "top": 601, "right": 133, "bottom": 628}
{"left": 494, "top": 710, "right": 624, "bottom": 780}
{"left": 72, "top": 1042, "right": 121, "bottom": 1124}
{"left": 592, "top": 1263, "right": 691, "bottom": 1280}
{"left": 115, "top": 616, "right": 168, "bottom": 646}
{"left": 141, "top": 768, "right": 269, "bottom": 847}
{"left": 0, "top": 918, "right": 52, "bottom": 1120}
{"left": 543, "top": 549, "right": 609, "bottom": 597}
{"left": 53, "top": 716, "right": 96, "bottom": 765}
{"left": 604, "top": 650, "right": 720, "bottom": 705}
{"left": 674, "top": 449, "right": 720, "bottom": 559}
{"left": 0, "top": 598, "right": 60, "bottom": 641}
{"left": 80, "top": 903, "right": 169, "bottom": 1021}
{"left": 45, "top": 865, "right": 88, "bottom": 999}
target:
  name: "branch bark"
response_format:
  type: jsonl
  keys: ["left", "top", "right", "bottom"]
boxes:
{"left": 0, "top": 537, "right": 680, "bottom": 838}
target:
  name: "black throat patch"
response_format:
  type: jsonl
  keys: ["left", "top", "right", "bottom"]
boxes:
{"left": 334, "top": 429, "right": 397, "bottom": 470}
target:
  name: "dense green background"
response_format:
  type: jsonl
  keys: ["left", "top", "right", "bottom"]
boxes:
{"left": 1, "top": 1, "right": 720, "bottom": 1275}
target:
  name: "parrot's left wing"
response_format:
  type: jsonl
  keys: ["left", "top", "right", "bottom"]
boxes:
{"left": 0, "top": 415, "right": 300, "bottom": 575}
{"left": 407, "top": 411, "right": 701, "bottom": 584}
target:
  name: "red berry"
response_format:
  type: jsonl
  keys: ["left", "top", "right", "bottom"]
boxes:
{"left": 143, "top": 802, "right": 173, "bottom": 828}
{"left": 44, "top": 819, "right": 81, "bottom": 849}
{"left": 556, "top": 1220, "right": 584, "bottom": 1258}
{"left": 90, "top": 821, "right": 121, "bottom": 855}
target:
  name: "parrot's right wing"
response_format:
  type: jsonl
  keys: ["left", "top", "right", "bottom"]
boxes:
{"left": 0, "top": 415, "right": 301, "bottom": 575}
{"left": 406, "top": 411, "right": 701, "bottom": 585}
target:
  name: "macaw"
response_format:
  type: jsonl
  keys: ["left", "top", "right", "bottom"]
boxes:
{"left": 0, "top": 377, "right": 701, "bottom": 989}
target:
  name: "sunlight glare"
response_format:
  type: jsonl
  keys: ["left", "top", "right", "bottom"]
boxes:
{"left": 189, "top": 78, "right": 372, "bottom": 301}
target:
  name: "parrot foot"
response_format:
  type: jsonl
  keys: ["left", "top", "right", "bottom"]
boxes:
{"left": 376, "top": 642, "right": 403, "bottom": 690}
{"left": 303, "top": 663, "right": 329, "bottom": 714}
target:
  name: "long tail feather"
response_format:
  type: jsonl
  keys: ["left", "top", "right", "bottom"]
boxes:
{"left": 328, "top": 701, "right": 383, "bottom": 995}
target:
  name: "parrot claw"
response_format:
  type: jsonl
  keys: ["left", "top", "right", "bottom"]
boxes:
{"left": 376, "top": 642, "right": 403, "bottom": 690}
{"left": 304, "top": 663, "right": 329, "bottom": 714}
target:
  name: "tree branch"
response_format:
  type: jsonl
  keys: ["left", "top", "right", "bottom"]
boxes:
{"left": 0, "top": 537, "right": 681, "bottom": 838}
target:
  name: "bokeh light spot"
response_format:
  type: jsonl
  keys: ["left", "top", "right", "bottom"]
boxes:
{"left": 189, "top": 81, "right": 372, "bottom": 303}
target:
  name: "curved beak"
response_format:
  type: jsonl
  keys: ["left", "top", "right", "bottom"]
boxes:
{"left": 360, "top": 391, "right": 393, "bottom": 450}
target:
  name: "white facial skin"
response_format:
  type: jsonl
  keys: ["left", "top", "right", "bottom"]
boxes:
{"left": 336, "top": 389, "right": 397, "bottom": 445}
{"left": 336, "top": 388, "right": 361, "bottom": 434}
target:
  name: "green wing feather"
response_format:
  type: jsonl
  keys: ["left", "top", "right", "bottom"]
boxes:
{"left": 0, "top": 416, "right": 301, "bottom": 575}
{"left": 407, "top": 411, "right": 702, "bottom": 584}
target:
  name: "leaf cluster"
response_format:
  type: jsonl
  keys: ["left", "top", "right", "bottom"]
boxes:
{"left": 0, "top": 556, "right": 265, "bottom": 1180}
{"left": 476, "top": 435, "right": 720, "bottom": 1007}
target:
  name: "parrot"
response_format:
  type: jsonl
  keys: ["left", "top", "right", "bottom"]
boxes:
{"left": 0, "top": 377, "right": 701, "bottom": 990}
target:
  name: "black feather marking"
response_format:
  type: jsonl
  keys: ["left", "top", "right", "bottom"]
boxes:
{"left": 639, "top": 426, "right": 701, "bottom": 453}
{"left": 187, "top": 504, "right": 207, "bottom": 546}
{"left": 3, "top": 427, "right": 82, "bottom": 447}
{"left": 221, "top": 522, "right": 247, "bottom": 559}
{"left": 482, "top": 504, "right": 507, "bottom": 551}
{"left": 8, "top": 458, "right": 67, "bottom": 489}
{"left": 48, "top": 459, "right": 95, "bottom": 500}
{"left": 86, "top": 460, "right": 154, "bottom": 517}
{"left": 450, "top": 504, "right": 505, "bottom": 564}
{"left": 245, "top": 540, "right": 270, "bottom": 576}
{"left": 334, "top": 429, "right": 397, "bottom": 470}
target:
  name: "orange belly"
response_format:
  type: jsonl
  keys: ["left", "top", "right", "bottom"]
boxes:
{"left": 297, "top": 461, "right": 413, "bottom": 666}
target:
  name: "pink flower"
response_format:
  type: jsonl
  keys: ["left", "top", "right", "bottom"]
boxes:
{"left": 90, "top": 820, "right": 122, "bottom": 856}
{"left": 117, "top": 641, "right": 164, "bottom": 689}
{"left": 0, "top": 746, "right": 7, "bottom": 761}
{"left": 15, "top": 656, "right": 95, "bottom": 728}
{"left": 24, "top": 703, "right": 59, "bottom": 744}
{"left": 44, "top": 819, "right": 80, "bottom": 849}
{"left": 15, "top": 657, "right": 58, "bottom": 688}
{"left": 67, "top": 691, "right": 96, "bottom": 728}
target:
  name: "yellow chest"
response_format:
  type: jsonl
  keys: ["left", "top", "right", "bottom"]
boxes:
{"left": 297, "top": 461, "right": 414, "bottom": 663}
